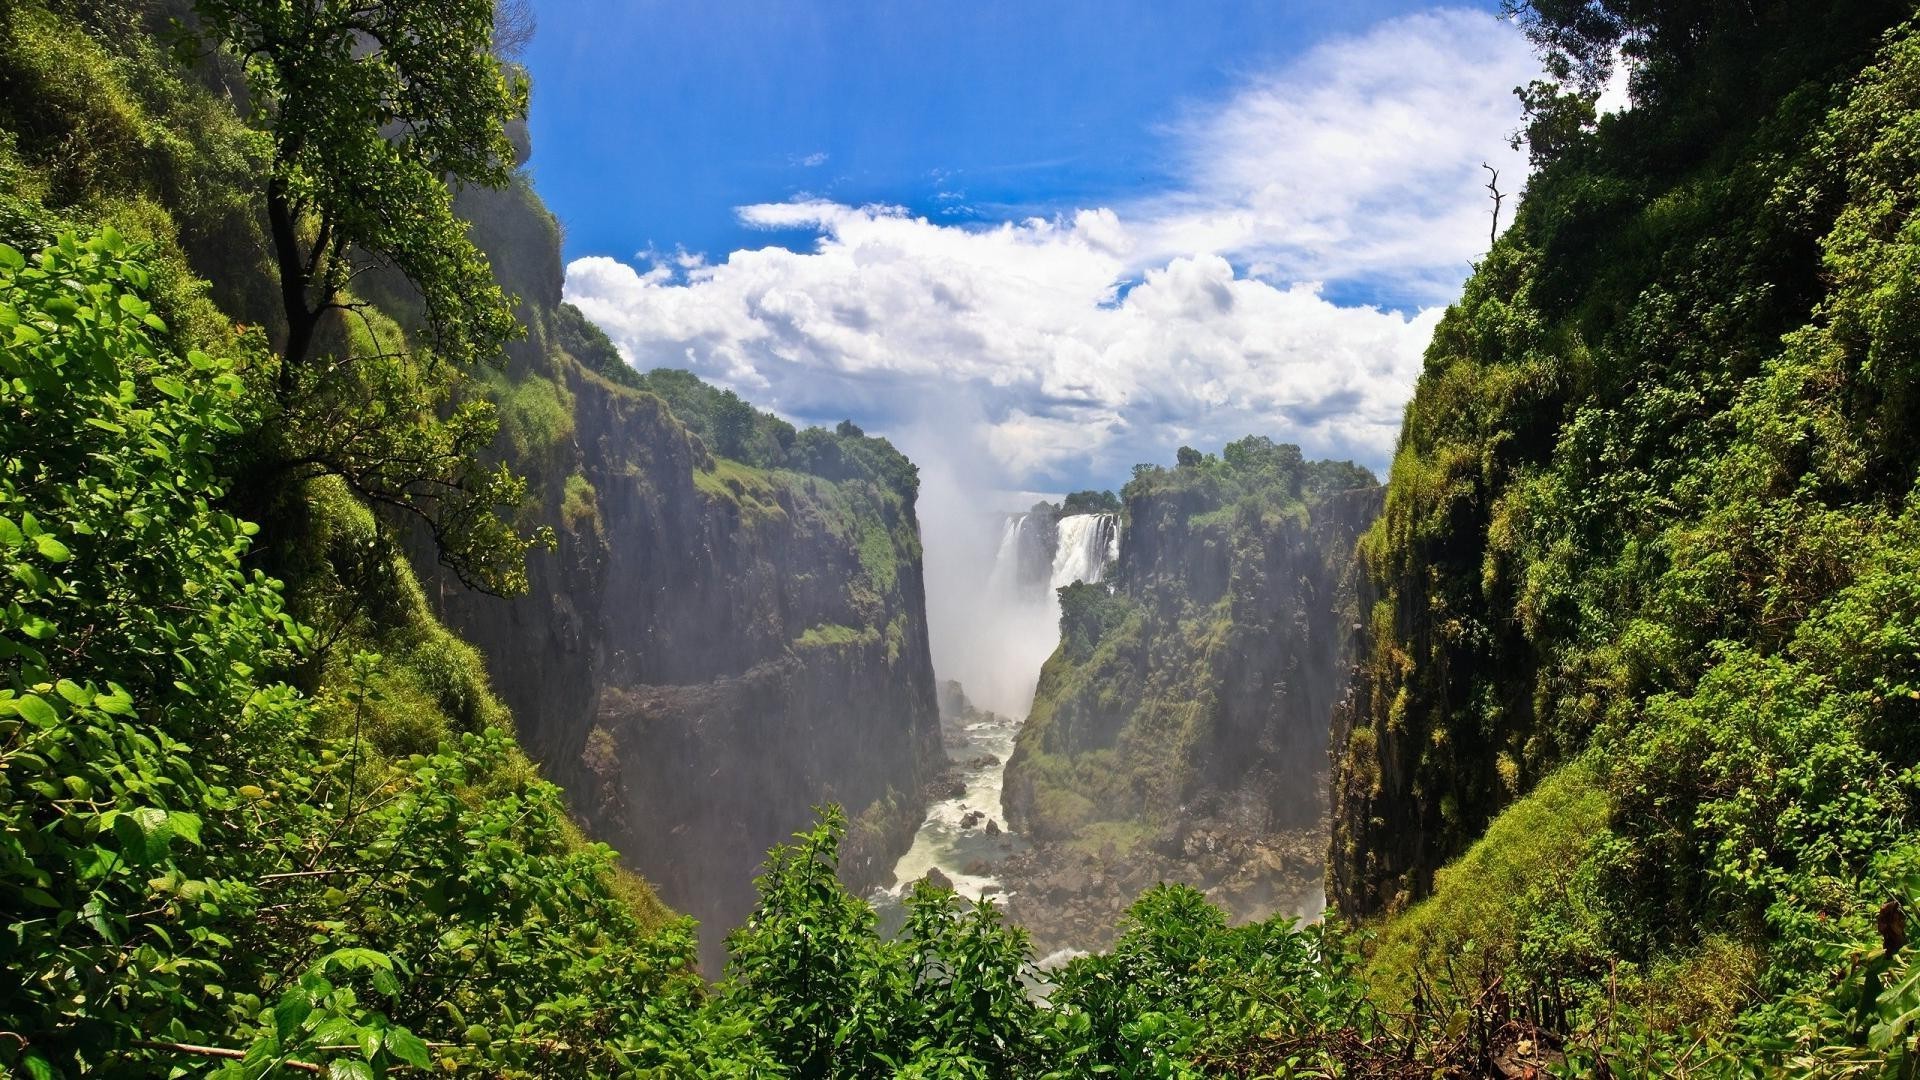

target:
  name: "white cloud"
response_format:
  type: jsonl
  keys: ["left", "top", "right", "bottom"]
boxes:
{"left": 794, "top": 150, "right": 830, "bottom": 167}
{"left": 1596, "top": 49, "right": 1634, "bottom": 115}
{"left": 1133, "top": 8, "right": 1541, "bottom": 302}
{"left": 563, "top": 7, "right": 1542, "bottom": 491}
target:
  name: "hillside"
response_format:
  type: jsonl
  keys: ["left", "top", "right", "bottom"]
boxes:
{"left": 1331, "top": 0, "right": 1920, "bottom": 1060}
{"left": 419, "top": 173, "right": 942, "bottom": 974}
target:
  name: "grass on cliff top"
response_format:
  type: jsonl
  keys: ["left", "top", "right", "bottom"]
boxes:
{"left": 1067, "top": 819, "right": 1157, "bottom": 858}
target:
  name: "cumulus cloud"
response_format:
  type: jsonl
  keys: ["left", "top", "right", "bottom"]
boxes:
{"left": 563, "top": 7, "right": 1543, "bottom": 491}
{"left": 1133, "top": 8, "right": 1541, "bottom": 304}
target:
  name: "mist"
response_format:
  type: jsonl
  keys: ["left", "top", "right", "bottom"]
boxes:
{"left": 894, "top": 403, "right": 1070, "bottom": 720}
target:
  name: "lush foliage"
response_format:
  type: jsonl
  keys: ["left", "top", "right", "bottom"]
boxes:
{"left": 183, "top": 0, "right": 548, "bottom": 596}
{"left": 631, "top": 366, "right": 922, "bottom": 499}
{"left": 1059, "top": 489, "right": 1123, "bottom": 517}
{"left": 1334, "top": 0, "right": 1920, "bottom": 1069}
{"left": 0, "top": 229, "right": 703, "bottom": 1078}
{"left": 191, "top": 0, "right": 525, "bottom": 372}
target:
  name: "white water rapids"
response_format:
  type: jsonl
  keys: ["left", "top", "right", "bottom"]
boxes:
{"left": 874, "top": 512, "right": 1119, "bottom": 919}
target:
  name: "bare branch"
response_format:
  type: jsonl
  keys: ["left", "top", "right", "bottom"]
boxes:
{"left": 1483, "top": 163, "right": 1507, "bottom": 248}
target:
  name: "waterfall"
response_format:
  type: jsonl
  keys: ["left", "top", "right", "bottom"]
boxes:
{"left": 1050, "top": 513, "right": 1118, "bottom": 589}
{"left": 985, "top": 514, "right": 1032, "bottom": 599}
{"left": 877, "top": 506, "right": 1122, "bottom": 913}
{"left": 986, "top": 511, "right": 1120, "bottom": 600}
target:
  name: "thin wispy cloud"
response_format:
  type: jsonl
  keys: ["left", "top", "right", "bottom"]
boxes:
{"left": 565, "top": 8, "right": 1543, "bottom": 491}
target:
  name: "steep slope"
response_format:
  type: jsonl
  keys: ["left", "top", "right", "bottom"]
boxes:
{"left": 1333, "top": 0, "right": 1920, "bottom": 1033}
{"left": 417, "top": 178, "right": 943, "bottom": 970}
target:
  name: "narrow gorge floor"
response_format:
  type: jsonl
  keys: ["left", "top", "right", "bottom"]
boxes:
{"left": 872, "top": 694, "right": 1329, "bottom": 960}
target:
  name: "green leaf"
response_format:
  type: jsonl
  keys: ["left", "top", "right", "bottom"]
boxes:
{"left": 370, "top": 967, "right": 400, "bottom": 997}
{"left": 0, "top": 243, "right": 24, "bottom": 271}
{"left": 167, "top": 810, "right": 204, "bottom": 847}
{"left": 11, "top": 694, "right": 58, "bottom": 729}
{"left": 151, "top": 374, "right": 187, "bottom": 400}
{"left": 383, "top": 1029, "right": 432, "bottom": 1070}
{"left": 328, "top": 1060, "right": 375, "bottom": 1080}
{"left": 275, "top": 992, "right": 313, "bottom": 1041}
{"left": 94, "top": 686, "right": 134, "bottom": 715}
{"left": 319, "top": 947, "right": 394, "bottom": 973}
{"left": 112, "top": 806, "right": 173, "bottom": 866}
{"left": 33, "top": 534, "right": 71, "bottom": 563}
{"left": 20, "top": 1050, "right": 55, "bottom": 1080}
{"left": 0, "top": 516, "right": 20, "bottom": 547}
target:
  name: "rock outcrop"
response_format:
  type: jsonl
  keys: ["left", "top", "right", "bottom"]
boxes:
{"left": 999, "top": 444, "right": 1377, "bottom": 946}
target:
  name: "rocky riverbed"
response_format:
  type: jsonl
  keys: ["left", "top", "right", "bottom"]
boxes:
{"left": 997, "top": 818, "right": 1325, "bottom": 956}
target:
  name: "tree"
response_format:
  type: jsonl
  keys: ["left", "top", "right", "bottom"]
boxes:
{"left": 192, "top": 0, "right": 547, "bottom": 595}
{"left": 1500, "top": 0, "right": 1625, "bottom": 92}
{"left": 194, "top": 0, "right": 526, "bottom": 380}
{"left": 711, "top": 389, "right": 758, "bottom": 460}
{"left": 1060, "top": 489, "right": 1122, "bottom": 516}
{"left": 1176, "top": 445, "right": 1204, "bottom": 468}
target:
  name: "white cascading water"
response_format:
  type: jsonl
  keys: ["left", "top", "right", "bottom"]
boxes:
{"left": 1049, "top": 513, "right": 1118, "bottom": 589}
{"left": 876, "top": 512, "right": 1120, "bottom": 916}
{"left": 984, "top": 513, "right": 1036, "bottom": 599}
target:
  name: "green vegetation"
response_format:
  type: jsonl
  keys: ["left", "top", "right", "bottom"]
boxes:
{"left": 1330, "top": 0, "right": 1920, "bottom": 1069}
{"left": 560, "top": 471, "right": 599, "bottom": 533}
{"left": 794, "top": 622, "right": 875, "bottom": 650}
{"left": 1059, "top": 489, "right": 1122, "bottom": 516}
{"left": 192, "top": 0, "right": 524, "bottom": 373}
{"left": 17, "top": 0, "right": 1920, "bottom": 1074}
{"left": 0, "top": 230, "right": 692, "bottom": 1078}
{"left": 645, "top": 810, "right": 1389, "bottom": 1078}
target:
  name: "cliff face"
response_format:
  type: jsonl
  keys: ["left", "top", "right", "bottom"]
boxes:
{"left": 415, "top": 181, "right": 942, "bottom": 970}
{"left": 1002, "top": 446, "right": 1378, "bottom": 849}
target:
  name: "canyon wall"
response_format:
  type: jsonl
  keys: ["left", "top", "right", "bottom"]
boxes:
{"left": 415, "top": 179, "right": 943, "bottom": 970}
{"left": 998, "top": 442, "right": 1377, "bottom": 945}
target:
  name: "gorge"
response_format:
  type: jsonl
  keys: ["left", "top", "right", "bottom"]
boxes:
{"left": 11, "top": 0, "right": 1920, "bottom": 1074}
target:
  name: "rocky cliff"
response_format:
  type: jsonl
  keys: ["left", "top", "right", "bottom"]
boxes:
{"left": 998, "top": 441, "right": 1377, "bottom": 945}
{"left": 413, "top": 178, "right": 943, "bottom": 971}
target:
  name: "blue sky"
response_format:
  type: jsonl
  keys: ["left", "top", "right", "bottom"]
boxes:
{"left": 527, "top": 1, "right": 1502, "bottom": 280}
{"left": 523, "top": 2, "right": 1546, "bottom": 495}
